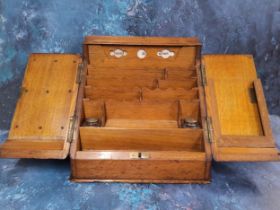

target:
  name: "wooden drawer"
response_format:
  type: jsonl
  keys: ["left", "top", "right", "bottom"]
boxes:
{"left": 71, "top": 151, "right": 210, "bottom": 183}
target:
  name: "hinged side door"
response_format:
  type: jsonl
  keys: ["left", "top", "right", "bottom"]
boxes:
{"left": 203, "top": 55, "right": 279, "bottom": 161}
{"left": 0, "top": 53, "right": 82, "bottom": 159}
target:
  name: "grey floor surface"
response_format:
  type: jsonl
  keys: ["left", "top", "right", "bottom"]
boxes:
{"left": 0, "top": 115, "right": 280, "bottom": 210}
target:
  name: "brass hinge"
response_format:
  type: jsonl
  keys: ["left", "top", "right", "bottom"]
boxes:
{"left": 67, "top": 115, "right": 76, "bottom": 143}
{"left": 76, "top": 63, "right": 84, "bottom": 84}
{"left": 201, "top": 64, "right": 207, "bottom": 86}
{"left": 206, "top": 117, "right": 213, "bottom": 143}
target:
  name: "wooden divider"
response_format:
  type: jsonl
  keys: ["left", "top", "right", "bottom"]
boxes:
{"left": 80, "top": 57, "right": 202, "bottom": 152}
{"left": 80, "top": 127, "right": 204, "bottom": 151}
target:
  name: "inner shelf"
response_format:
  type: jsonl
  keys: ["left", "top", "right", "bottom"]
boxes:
{"left": 79, "top": 65, "right": 204, "bottom": 152}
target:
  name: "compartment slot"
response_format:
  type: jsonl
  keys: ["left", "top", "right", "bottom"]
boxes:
{"left": 105, "top": 100, "right": 178, "bottom": 120}
{"left": 83, "top": 99, "right": 106, "bottom": 126}
{"left": 178, "top": 100, "right": 201, "bottom": 128}
{"left": 142, "top": 88, "right": 198, "bottom": 101}
{"left": 84, "top": 86, "right": 141, "bottom": 101}
{"left": 87, "top": 68, "right": 165, "bottom": 80}
{"left": 105, "top": 100, "right": 179, "bottom": 128}
{"left": 79, "top": 127, "right": 204, "bottom": 151}
{"left": 86, "top": 77, "right": 158, "bottom": 89}
{"left": 158, "top": 79, "right": 197, "bottom": 89}
{"left": 82, "top": 100, "right": 181, "bottom": 128}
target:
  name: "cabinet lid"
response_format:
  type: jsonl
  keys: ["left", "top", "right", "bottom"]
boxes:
{"left": 0, "top": 54, "right": 82, "bottom": 159}
{"left": 203, "top": 55, "right": 279, "bottom": 161}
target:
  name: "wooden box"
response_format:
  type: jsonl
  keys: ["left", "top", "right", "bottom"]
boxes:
{"left": 0, "top": 36, "right": 279, "bottom": 183}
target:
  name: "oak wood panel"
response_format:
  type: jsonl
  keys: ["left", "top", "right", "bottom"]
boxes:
{"left": 158, "top": 79, "right": 197, "bottom": 89}
{"left": 0, "top": 140, "right": 64, "bottom": 150}
{"left": 142, "top": 88, "right": 198, "bottom": 101}
{"left": 72, "top": 159, "right": 207, "bottom": 182}
{"left": 87, "top": 68, "right": 165, "bottom": 80}
{"left": 75, "top": 151, "right": 206, "bottom": 160}
{"left": 105, "top": 119, "right": 179, "bottom": 129}
{"left": 84, "top": 86, "right": 141, "bottom": 101}
{"left": 88, "top": 45, "right": 197, "bottom": 69}
{"left": 86, "top": 77, "right": 158, "bottom": 89}
{"left": 87, "top": 66, "right": 196, "bottom": 79}
{"left": 215, "top": 147, "right": 279, "bottom": 162}
{"left": 0, "top": 54, "right": 81, "bottom": 159}
{"left": 165, "top": 69, "right": 196, "bottom": 80}
{"left": 105, "top": 100, "right": 179, "bottom": 121}
{"left": 203, "top": 55, "right": 263, "bottom": 136}
{"left": 9, "top": 54, "right": 80, "bottom": 139}
{"left": 203, "top": 55, "right": 279, "bottom": 161}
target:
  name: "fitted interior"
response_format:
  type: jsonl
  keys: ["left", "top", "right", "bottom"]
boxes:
{"left": 78, "top": 45, "right": 205, "bottom": 152}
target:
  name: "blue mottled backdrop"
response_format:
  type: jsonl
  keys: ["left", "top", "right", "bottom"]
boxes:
{"left": 0, "top": 0, "right": 280, "bottom": 130}
{"left": 1, "top": 1, "right": 280, "bottom": 210}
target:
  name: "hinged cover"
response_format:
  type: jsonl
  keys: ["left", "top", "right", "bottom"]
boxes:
{"left": 203, "top": 55, "right": 279, "bottom": 161}
{"left": 0, "top": 54, "right": 81, "bottom": 159}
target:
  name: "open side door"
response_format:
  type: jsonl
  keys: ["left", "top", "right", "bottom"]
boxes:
{"left": 203, "top": 55, "right": 279, "bottom": 161}
{"left": 0, "top": 54, "right": 82, "bottom": 159}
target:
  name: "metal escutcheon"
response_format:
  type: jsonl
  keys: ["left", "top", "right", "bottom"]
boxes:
{"left": 157, "top": 49, "right": 175, "bottom": 59}
{"left": 110, "top": 49, "right": 127, "bottom": 58}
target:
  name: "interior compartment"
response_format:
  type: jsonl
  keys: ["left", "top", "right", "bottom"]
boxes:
{"left": 78, "top": 42, "right": 205, "bottom": 157}
{"left": 87, "top": 67, "right": 165, "bottom": 80}
{"left": 82, "top": 99, "right": 201, "bottom": 129}
{"left": 142, "top": 88, "right": 198, "bottom": 101}
{"left": 84, "top": 87, "right": 141, "bottom": 101}
{"left": 79, "top": 127, "right": 204, "bottom": 151}
{"left": 87, "top": 67, "right": 197, "bottom": 81}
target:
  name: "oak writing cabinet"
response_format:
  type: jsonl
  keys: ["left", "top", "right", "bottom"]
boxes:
{"left": 0, "top": 36, "right": 279, "bottom": 183}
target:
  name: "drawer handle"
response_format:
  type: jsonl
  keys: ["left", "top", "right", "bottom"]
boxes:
{"left": 110, "top": 49, "right": 127, "bottom": 58}
{"left": 157, "top": 49, "right": 175, "bottom": 59}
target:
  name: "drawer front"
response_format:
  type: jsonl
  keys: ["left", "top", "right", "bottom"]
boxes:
{"left": 71, "top": 158, "right": 210, "bottom": 183}
{"left": 88, "top": 45, "right": 197, "bottom": 69}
